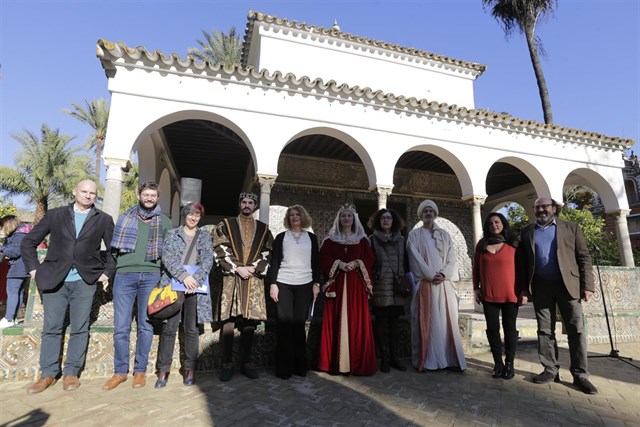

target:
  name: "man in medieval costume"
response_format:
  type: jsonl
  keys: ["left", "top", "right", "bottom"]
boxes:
{"left": 213, "top": 192, "right": 273, "bottom": 381}
{"left": 406, "top": 199, "right": 466, "bottom": 372}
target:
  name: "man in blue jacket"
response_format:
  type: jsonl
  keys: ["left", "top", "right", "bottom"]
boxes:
{"left": 21, "top": 179, "right": 116, "bottom": 394}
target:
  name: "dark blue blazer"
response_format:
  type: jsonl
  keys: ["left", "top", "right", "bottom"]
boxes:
{"left": 21, "top": 203, "right": 116, "bottom": 290}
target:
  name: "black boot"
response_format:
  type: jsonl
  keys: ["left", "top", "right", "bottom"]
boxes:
{"left": 486, "top": 329, "right": 504, "bottom": 378}
{"left": 389, "top": 316, "right": 407, "bottom": 372}
{"left": 502, "top": 362, "right": 514, "bottom": 380}
{"left": 239, "top": 325, "right": 258, "bottom": 379}
{"left": 502, "top": 328, "right": 518, "bottom": 380}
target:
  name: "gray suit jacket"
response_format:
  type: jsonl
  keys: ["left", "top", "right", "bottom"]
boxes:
{"left": 520, "top": 218, "right": 594, "bottom": 299}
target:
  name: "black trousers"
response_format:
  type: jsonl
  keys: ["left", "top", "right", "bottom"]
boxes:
{"left": 275, "top": 282, "right": 314, "bottom": 377}
{"left": 482, "top": 301, "right": 519, "bottom": 364}
{"left": 157, "top": 292, "right": 199, "bottom": 372}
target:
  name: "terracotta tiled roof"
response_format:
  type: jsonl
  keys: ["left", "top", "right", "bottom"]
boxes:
{"left": 241, "top": 11, "right": 487, "bottom": 75}
{"left": 96, "top": 39, "right": 634, "bottom": 151}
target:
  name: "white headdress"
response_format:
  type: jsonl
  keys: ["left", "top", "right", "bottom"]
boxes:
{"left": 417, "top": 199, "right": 439, "bottom": 218}
{"left": 325, "top": 204, "right": 367, "bottom": 244}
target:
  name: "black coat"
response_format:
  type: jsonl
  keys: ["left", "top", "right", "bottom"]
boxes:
{"left": 21, "top": 203, "right": 116, "bottom": 290}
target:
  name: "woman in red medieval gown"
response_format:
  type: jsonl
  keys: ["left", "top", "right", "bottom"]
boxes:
{"left": 317, "top": 204, "right": 377, "bottom": 376}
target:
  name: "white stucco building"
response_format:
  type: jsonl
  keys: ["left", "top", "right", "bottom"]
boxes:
{"left": 97, "top": 11, "right": 634, "bottom": 266}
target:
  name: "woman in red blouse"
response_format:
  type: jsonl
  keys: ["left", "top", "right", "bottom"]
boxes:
{"left": 472, "top": 212, "right": 525, "bottom": 380}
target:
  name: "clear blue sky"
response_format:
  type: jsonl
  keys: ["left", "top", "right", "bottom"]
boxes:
{"left": 1, "top": 0, "right": 638, "bottom": 209}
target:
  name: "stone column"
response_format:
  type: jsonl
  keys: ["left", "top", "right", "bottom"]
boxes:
{"left": 103, "top": 158, "right": 130, "bottom": 221}
{"left": 609, "top": 209, "right": 634, "bottom": 267}
{"left": 258, "top": 174, "right": 277, "bottom": 225}
{"left": 465, "top": 195, "right": 487, "bottom": 245}
{"left": 374, "top": 185, "right": 394, "bottom": 209}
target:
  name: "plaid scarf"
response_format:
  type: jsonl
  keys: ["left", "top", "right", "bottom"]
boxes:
{"left": 112, "top": 204, "right": 163, "bottom": 261}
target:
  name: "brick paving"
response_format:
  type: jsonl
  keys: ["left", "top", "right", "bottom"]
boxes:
{"left": 0, "top": 341, "right": 638, "bottom": 427}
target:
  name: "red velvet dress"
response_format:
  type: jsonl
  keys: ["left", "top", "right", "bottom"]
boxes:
{"left": 317, "top": 237, "right": 377, "bottom": 375}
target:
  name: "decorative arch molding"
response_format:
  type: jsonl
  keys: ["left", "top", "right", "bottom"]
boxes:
{"left": 283, "top": 127, "right": 377, "bottom": 187}
{"left": 158, "top": 168, "right": 171, "bottom": 215}
{"left": 135, "top": 109, "right": 255, "bottom": 165}
{"left": 404, "top": 144, "right": 474, "bottom": 196}
{"left": 564, "top": 168, "right": 625, "bottom": 211}
{"left": 104, "top": 97, "right": 257, "bottom": 169}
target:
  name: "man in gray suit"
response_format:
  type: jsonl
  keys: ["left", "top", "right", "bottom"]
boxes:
{"left": 520, "top": 196, "right": 597, "bottom": 394}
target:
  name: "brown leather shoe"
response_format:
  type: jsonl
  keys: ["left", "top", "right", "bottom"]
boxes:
{"left": 102, "top": 373, "right": 127, "bottom": 390}
{"left": 132, "top": 373, "right": 146, "bottom": 388}
{"left": 27, "top": 377, "right": 56, "bottom": 394}
{"left": 62, "top": 375, "right": 81, "bottom": 391}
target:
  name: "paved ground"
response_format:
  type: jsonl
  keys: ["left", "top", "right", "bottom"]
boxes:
{"left": 1, "top": 341, "right": 638, "bottom": 427}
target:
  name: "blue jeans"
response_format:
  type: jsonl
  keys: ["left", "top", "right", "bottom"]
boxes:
{"left": 40, "top": 279, "right": 96, "bottom": 378}
{"left": 5, "top": 277, "right": 27, "bottom": 321}
{"left": 112, "top": 272, "right": 160, "bottom": 374}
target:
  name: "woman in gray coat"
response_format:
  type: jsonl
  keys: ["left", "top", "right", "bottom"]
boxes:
{"left": 368, "top": 209, "right": 408, "bottom": 372}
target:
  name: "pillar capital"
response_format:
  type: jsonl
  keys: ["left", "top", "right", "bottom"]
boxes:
{"left": 371, "top": 185, "right": 393, "bottom": 209}
{"left": 257, "top": 174, "right": 277, "bottom": 193}
{"left": 606, "top": 209, "right": 632, "bottom": 219}
{"left": 462, "top": 194, "right": 487, "bottom": 208}
{"left": 104, "top": 158, "right": 131, "bottom": 181}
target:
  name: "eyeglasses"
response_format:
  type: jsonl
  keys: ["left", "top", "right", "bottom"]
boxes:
{"left": 381, "top": 216, "right": 393, "bottom": 220}
{"left": 534, "top": 204, "right": 552, "bottom": 209}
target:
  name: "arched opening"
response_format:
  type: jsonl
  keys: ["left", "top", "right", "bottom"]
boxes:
{"left": 271, "top": 131, "right": 374, "bottom": 239}
{"left": 161, "top": 119, "right": 254, "bottom": 220}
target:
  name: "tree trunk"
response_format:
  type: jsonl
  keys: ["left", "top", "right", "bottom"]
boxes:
{"left": 95, "top": 138, "right": 103, "bottom": 183}
{"left": 34, "top": 200, "right": 47, "bottom": 225}
{"left": 525, "top": 26, "right": 553, "bottom": 124}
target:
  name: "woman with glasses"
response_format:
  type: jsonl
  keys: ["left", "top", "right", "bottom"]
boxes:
{"left": 155, "top": 202, "right": 213, "bottom": 388}
{"left": 368, "top": 209, "right": 408, "bottom": 372}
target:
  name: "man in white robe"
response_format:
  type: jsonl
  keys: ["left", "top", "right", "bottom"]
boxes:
{"left": 406, "top": 199, "right": 466, "bottom": 371}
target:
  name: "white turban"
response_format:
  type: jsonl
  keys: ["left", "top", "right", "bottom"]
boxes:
{"left": 417, "top": 199, "right": 439, "bottom": 218}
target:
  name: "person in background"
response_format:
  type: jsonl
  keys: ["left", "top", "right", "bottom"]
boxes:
{"left": 0, "top": 216, "right": 32, "bottom": 328}
{"left": 155, "top": 202, "right": 213, "bottom": 388}
{"left": 103, "top": 182, "right": 172, "bottom": 390}
{"left": 317, "top": 204, "right": 377, "bottom": 376}
{"left": 406, "top": 199, "right": 466, "bottom": 372}
{"left": 21, "top": 179, "right": 115, "bottom": 394}
{"left": 368, "top": 208, "right": 408, "bottom": 373}
{"left": 268, "top": 205, "right": 322, "bottom": 379}
{"left": 473, "top": 212, "right": 524, "bottom": 380}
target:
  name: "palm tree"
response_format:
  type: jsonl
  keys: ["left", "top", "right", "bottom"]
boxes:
{"left": 63, "top": 98, "right": 109, "bottom": 182}
{"left": 188, "top": 27, "right": 243, "bottom": 67}
{"left": 0, "top": 124, "right": 93, "bottom": 223}
{"left": 483, "top": 0, "right": 557, "bottom": 124}
{"left": 120, "top": 163, "right": 139, "bottom": 214}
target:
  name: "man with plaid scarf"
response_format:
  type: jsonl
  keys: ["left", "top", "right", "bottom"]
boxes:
{"left": 103, "top": 182, "right": 172, "bottom": 390}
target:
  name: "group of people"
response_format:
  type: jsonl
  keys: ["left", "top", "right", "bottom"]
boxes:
{"left": 15, "top": 178, "right": 597, "bottom": 396}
